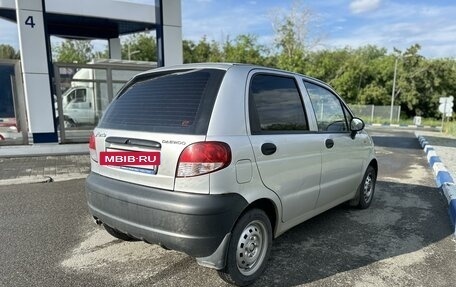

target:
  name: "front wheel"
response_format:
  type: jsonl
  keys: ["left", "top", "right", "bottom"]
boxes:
{"left": 352, "top": 166, "right": 377, "bottom": 209}
{"left": 64, "top": 118, "right": 77, "bottom": 128}
{"left": 218, "top": 209, "right": 272, "bottom": 286}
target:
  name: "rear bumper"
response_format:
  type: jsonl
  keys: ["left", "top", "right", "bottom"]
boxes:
{"left": 85, "top": 172, "right": 248, "bottom": 257}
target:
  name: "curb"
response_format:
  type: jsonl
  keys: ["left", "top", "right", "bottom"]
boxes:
{"left": 443, "top": 184, "right": 456, "bottom": 228}
{"left": 0, "top": 143, "right": 89, "bottom": 158}
{"left": 0, "top": 174, "right": 88, "bottom": 186}
{"left": 369, "top": 123, "right": 441, "bottom": 129}
{"left": 415, "top": 132, "right": 456, "bottom": 234}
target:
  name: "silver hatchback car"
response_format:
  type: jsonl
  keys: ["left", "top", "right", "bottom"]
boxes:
{"left": 86, "top": 63, "right": 377, "bottom": 286}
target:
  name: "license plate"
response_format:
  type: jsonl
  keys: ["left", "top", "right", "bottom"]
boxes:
{"left": 100, "top": 149, "right": 160, "bottom": 174}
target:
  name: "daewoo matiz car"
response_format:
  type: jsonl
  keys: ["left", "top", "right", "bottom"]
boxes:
{"left": 86, "top": 63, "right": 377, "bottom": 286}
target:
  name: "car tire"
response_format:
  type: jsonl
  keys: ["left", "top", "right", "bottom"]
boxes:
{"left": 64, "top": 118, "right": 77, "bottom": 128}
{"left": 352, "top": 166, "right": 376, "bottom": 209}
{"left": 218, "top": 209, "right": 272, "bottom": 286}
{"left": 103, "top": 224, "right": 138, "bottom": 241}
{"left": 56, "top": 117, "right": 76, "bottom": 130}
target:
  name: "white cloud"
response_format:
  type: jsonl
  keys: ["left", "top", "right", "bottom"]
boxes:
{"left": 323, "top": 1, "right": 456, "bottom": 58}
{"left": 182, "top": 2, "right": 271, "bottom": 44}
{"left": 327, "top": 19, "right": 456, "bottom": 58}
{"left": 350, "top": 0, "right": 381, "bottom": 14}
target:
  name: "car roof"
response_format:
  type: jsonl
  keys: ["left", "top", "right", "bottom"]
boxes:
{"left": 136, "top": 62, "right": 326, "bottom": 84}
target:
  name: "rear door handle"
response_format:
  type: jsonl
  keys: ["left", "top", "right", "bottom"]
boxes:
{"left": 261, "top": 143, "right": 277, "bottom": 155}
{"left": 325, "top": 139, "right": 334, "bottom": 149}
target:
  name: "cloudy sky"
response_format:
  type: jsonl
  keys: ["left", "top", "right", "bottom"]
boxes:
{"left": 1, "top": 0, "right": 455, "bottom": 58}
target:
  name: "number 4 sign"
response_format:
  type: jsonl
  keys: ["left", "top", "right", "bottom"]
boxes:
{"left": 25, "top": 16, "right": 36, "bottom": 28}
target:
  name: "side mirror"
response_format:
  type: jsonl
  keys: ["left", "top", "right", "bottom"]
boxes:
{"left": 350, "top": 117, "right": 365, "bottom": 139}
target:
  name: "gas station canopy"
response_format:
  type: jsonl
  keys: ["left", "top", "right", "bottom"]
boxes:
{"left": 0, "top": 0, "right": 157, "bottom": 39}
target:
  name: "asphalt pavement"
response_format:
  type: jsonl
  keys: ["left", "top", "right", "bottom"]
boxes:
{"left": 1, "top": 128, "right": 456, "bottom": 287}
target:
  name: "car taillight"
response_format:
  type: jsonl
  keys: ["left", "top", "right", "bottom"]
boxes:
{"left": 176, "top": 141, "right": 231, "bottom": 177}
{"left": 89, "top": 133, "right": 98, "bottom": 162}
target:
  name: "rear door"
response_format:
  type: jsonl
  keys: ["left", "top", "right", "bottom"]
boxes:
{"left": 91, "top": 68, "right": 226, "bottom": 192}
{"left": 303, "top": 81, "right": 369, "bottom": 208}
{"left": 247, "top": 72, "right": 322, "bottom": 223}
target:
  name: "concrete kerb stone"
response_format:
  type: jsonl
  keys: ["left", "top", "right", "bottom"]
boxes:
{"left": 0, "top": 174, "right": 88, "bottom": 186}
{"left": 415, "top": 132, "right": 456, "bottom": 234}
{"left": 0, "top": 176, "right": 53, "bottom": 186}
{"left": 0, "top": 143, "right": 88, "bottom": 158}
{"left": 369, "top": 123, "right": 441, "bottom": 129}
{"left": 443, "top": 183, "right": 456, "bottom": 228}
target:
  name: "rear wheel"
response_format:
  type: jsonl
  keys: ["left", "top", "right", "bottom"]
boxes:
{"left": 218, "top": 209, "right": 272, "bottom": 286}
{"left": 103, "top": 224, "right": 138, "bottom": 241}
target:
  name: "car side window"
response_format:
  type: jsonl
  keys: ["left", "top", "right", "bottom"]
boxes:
{"left": 304, "top": 81, "right": 348, "bottom": 132}
{"left": 74, "top": 88, "right": 87, "bottom": 103}
{"left": 249, "top": 74, "right": 308, "bottom": 134}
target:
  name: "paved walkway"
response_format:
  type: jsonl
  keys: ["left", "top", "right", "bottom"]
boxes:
{"left": 415, "top": 130, "right": 456, "bottom": 179}
{"left": 416, "top": 130, "right": 456, "bottom": 233}
{"left": 0, "top": 155, "right": 89, "bottom": 185}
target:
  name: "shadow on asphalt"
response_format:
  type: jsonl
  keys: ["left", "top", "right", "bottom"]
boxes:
{"left": 371, "top": 135, "right": 421, "bottom": 150}
{"left": 253, "top": 180, "right": 451, "bottom": 287}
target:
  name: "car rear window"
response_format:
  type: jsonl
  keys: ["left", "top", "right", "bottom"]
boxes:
{"left": 98, "top": 69, "right": 226, "bottom": 134}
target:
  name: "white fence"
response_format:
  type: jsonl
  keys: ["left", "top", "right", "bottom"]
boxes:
{"left": 349, "top": 105, "right": 401, "bottom": 123}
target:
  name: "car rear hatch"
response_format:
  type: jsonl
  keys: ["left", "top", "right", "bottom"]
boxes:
{"left": 90, "top": 67, "right": 227, "bottom": 192}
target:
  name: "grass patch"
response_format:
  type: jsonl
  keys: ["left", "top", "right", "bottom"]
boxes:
{"left": 444, "top": 121, "right": 456, "bottom": 137}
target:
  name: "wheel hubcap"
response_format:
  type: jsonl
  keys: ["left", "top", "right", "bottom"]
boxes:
{"left": 363, "top": 173, "right": 374, "bottom": 202}
{"left": 236, "top": 220, "right": 268, "bottom": 276}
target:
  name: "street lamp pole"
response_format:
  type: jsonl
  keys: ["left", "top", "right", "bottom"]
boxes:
{"left": 127, "top": 45, "right": 140, "bottom": 60}
{"left": 390, "top": 57, "right": 399, "bottom": 123}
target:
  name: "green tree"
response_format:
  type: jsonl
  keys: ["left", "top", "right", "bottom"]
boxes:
{"left": 183, "top": 39, "right": 196, "bottom": 63}
{"left": 0, "top": 44, "right": 20, "bottom": 59}
{"left": 222, "top": 34, "right": 268, "bottom": 65}
{"left": 270, "top": 0, "right": 321, "bottom": 72}
{"left": 305, "top": 48, "right": 352, "bottom": 84}
{"left": 53, "top": 40, "right": 93, "bottom": 63}
{"left": 349, "top": 46, "right": 390, "bottom": 105}
{"left": 357, "top": 55, "right": 394, "bottom": 105}
{"left": 303, "top": 46, "right": 388, "bottom": 104}
{"left": 396, "top": 46, "right": 456, "bottom": 118}
{"left": 183, "top": 36, "right": 222, "bottom": 63}
{"left": 122, "top": 33, "right": 157, "bottom": 61}
{"left": 93, "top": 49, "right": 109, "bottom": 60}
